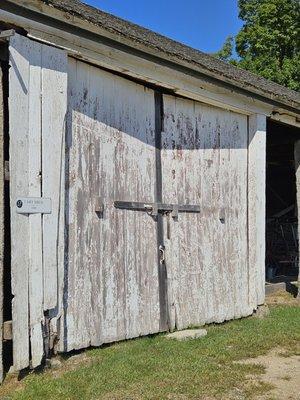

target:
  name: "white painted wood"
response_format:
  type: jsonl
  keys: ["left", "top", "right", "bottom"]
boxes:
{"left": 0, "top": 65, "right": 4, "bottom": 382}
{"left": 63, "top": 59, "right": 160, "bottom": 351}
{"left": 9, "top": 34, "right": 31, "bottom": 370}
{"left": 9, "top": 33, "right": 67, "bottom": 370}
{"left": 248, "top": 114, "right": 267, "bottom": 307}
{"left": 271, "top": 113, "right": 300, "bottom": 129}
{"left": 27, "top": 41, "right": 44, "bottom": 368}
{"left": 294, "top": 141, "right": 300, "bottom": 297}
{"left": 162, "top": 95, "right": 250, "bottom": 329}
{"left": 41, "top": 45, "right": 67, "bottom": 311}
{"left": 7, "top": 32, "right": 268, "bottom": 362}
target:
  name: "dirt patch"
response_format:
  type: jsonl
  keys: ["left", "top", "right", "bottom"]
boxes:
{"left": 238, "top": 348, "right": 300, "bottom": 400}
{"left": 266, "top": 290, "right": 300, "bottom": 306}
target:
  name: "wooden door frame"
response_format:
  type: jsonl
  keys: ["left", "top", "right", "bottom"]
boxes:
{"left": 0, "top": 54, "right": 4, "bottom": 384}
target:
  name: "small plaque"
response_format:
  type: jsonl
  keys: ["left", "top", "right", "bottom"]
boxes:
{"left": 16, "top": 197, "right": 52, "bottom": 214}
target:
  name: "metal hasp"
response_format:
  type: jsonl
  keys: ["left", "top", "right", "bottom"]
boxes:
{"left": 114, "top": 201, "right": 200, "bottom": 217}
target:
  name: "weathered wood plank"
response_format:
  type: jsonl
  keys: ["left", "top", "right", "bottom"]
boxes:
{"left": 9, "top": 34, "right": 67, "bottom": 369}
{"left": 9, "top": 34, "right": 31, "bottom": 370}
{"left": 63, "top": 59, "right": 159, "bottom": 351}
{"left": 162, "top": 95, "right": 250, "bottom": 329}
{"left": 0, "top": 64, "right": 4, "bottom": 382}
{"left": 219, "top": 110, "right": 249, "bottom": 318}
{"left": 42, "top": 44, "right": 67, "bottom": 311}
{"left": 295, "top": 140, "right": 300, "bottom": 297}
{"left": 27, "top": 41, "right": 44, "bottom": 368}
{"left": 248, "top": 114, "right": 266, "bottom": 307}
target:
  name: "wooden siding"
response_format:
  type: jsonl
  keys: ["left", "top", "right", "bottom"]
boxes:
{"left": 9, "top": 34, "right": 67, "bottom": 369}
{"left": 9, "top": 34, "right": 31, "bottom": 370}
{"left": 0, "top": 65, "right": 4, "bottom": 382}
{"left": 162, "top": 96, "right": 251, "bottom": 329}
{"left": 7, "top": 39, "right": 266, "bottom": 368}
{"left": 63, "top": 59, "right": 160, "bottom": 351}
{"left": 42, "top": 45, "right": 68, "bottom": 312}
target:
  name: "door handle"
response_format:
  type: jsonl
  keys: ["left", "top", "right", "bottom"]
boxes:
{"left": 159, "top": 245, "right": 165, "bottom": 265}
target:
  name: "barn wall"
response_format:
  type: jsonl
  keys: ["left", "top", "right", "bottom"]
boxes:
{"left": 7, "top": 34, "right": 267, "bottom": 369}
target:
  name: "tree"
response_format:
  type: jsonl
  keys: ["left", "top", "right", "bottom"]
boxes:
{"left": 215, "top": 0, "right": 300, "bottom": 91}
{"left": 214, "top": 36, "right": 234, "bottom": 62}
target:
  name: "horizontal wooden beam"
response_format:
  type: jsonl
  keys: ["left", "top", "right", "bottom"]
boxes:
{"left": 0, "top": 7, "right": 286, "bottom": 118}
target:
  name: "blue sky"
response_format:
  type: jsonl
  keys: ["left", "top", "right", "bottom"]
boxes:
{"left": 84, "top": 0, "right": 243, "bottom": 54}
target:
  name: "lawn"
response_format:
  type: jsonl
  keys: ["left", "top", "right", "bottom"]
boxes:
{"left": 1, "top": 297, "right": 299, "bottom": 400}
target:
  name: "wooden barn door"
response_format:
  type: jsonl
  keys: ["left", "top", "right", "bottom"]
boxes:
{"left": 162, "top": 95, "right": 250, "bottom": 329}
{"left": 65, "top": 60, "right": 251, "bottom": 350}
{"left": 9, "top": 34, "right": 67, "bottom": 370}
{"left": 65, "top": 59, "right": 161, "bottom": 351}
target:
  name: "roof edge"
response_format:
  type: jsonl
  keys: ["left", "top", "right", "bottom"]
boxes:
{"left": 2, "top": 0, "right": 300, "bottom": 114}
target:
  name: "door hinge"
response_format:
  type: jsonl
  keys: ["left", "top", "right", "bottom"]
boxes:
{"left": 4, "top": 160, "right": 9, "bottom": 181}
{"left": 3, "top": 320, "right": 12, "bottom": 341}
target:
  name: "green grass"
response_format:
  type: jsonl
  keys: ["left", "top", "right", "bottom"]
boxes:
{"left": 1, "top": 304, "right": 299, "bottom": 400}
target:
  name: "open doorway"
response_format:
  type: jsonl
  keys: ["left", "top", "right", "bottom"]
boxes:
{"left": 266, "top": 119, "right": 300, "bottom": 285}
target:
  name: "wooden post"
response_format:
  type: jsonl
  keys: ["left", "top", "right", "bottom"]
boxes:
{"left": 248, "top": 114, "right": 267, "bottom": 309}
{"left": 294, "top": 140, "right": 300, "bottom": 297}
{"left": 0, "top": 63, "right": 4, "bottom": 383}
{"left": 9, "top": 33, "right": 68, "bottom": 370}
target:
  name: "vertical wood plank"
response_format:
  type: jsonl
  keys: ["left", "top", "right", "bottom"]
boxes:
{"left": 248, "top": 114, "right": 266, "bottom": 308}
{"left": 28, "top": 42, "right": 44, "bottom": 368}
{"left": 294, "top": 141, "right": 300, "bottom": 297}
{"left": 219, "top": 111, "right": 249, "bottom": 319}
{"left": 0, "top": 65, "right": 4, "bottom": 382}
{"left": 9, "top": 34, "right": 30, "bottom": 370}
{"left": 42, "top": 45, "right": 67, "bottom": 311}
{"left": 9, "top": 34, "right": 67, "bottom": 369}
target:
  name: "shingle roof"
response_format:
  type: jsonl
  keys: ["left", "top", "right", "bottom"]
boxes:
{"left": 16, "top": 0, "right": 300, "bottom": 112}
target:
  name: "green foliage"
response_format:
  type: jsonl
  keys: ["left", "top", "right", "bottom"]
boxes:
{"left": 214, "top": 36, "right": 234, "bottom": 61}
{"left": 216, "top": 0, "right": 300, "bottom": 91}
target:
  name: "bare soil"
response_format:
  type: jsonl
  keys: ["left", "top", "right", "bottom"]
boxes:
{"left": 239, "top": 348, "right": 300, "bottom": 400}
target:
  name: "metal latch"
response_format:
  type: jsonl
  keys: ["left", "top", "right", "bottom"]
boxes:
{"left": 114, "top": 201, "right": 200, "bottom": 216}
{"left": 95, "top": 197, "right": 104, "bottom": 216}
{"left": 159, "top": 245, "right": 165, "bottom": 265}
{"left": 171, "top": 205, "right": 179, "bottom": 220}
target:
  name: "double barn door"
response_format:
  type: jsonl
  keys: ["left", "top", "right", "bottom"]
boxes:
{"left": 66, "top": 59, "right": 249, "bottom": 350}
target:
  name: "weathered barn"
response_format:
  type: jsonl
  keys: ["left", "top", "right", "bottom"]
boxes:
{"left": 0, "top": 0, "right": 299, "bottom": 379}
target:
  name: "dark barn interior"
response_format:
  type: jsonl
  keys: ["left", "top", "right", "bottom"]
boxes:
{"left": 266, "top": 119, "right": 300, "bottom": 283}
